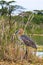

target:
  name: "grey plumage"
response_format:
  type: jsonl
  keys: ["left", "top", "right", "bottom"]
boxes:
{"left": 20, "top": 35, "right": 37, "bottom": 49}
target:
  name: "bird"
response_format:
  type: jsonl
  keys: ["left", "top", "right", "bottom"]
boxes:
{"left": 15, "top": 28, "right": 37, "bottom": 59}
{"left": 15, "top": 28, "right": 37, "bottom": 49}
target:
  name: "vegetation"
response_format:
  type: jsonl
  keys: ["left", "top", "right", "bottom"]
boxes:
{"left": 0, "top": 0, "right": 43, "bottom": 65}
{"left": 32, "top": 14, "right": 43, "bottom": 24}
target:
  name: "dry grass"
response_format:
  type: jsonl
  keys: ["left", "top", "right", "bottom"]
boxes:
{"left": 0, "top": 43, "right": 43, "bottom": 65}
{"left": 0, "top": 58, "right": 43, "bottom": 65}
{"left": 37, "top": 46, "right": 43, "bottom": 51}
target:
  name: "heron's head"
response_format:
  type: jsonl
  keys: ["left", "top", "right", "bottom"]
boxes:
{"left": 15, "top": 28, "right": 24, "bottom": 36}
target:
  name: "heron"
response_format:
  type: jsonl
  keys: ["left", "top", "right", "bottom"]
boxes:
{"left": 14, "top": 28, "right": 37, "bottom": 60}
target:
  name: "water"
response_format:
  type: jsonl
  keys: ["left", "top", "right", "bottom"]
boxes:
{"left": 36, "top": 52, "right": 43, "bottom": 57}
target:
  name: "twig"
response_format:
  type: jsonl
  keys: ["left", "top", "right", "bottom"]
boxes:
{"left": 24, "top": 13, "right": 34, "bottom": 33}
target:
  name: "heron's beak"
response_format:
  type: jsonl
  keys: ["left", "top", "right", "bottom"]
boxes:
{"left": 15, "top": 30, "right": 19, "bottom": 34}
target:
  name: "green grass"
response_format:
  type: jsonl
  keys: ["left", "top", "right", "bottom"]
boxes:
{"left": 26, "top": 23, "right": 43, "bottom": 34}
{"left": 31, "top": 36, "right": 43, "bottom": 45}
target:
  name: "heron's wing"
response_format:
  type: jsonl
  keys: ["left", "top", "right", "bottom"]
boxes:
{"left": 20, "top": 35, "right": 37, "bottom": 49}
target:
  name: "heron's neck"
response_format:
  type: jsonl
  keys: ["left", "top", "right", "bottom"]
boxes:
{"left": 17, "top": 34, "right": 21, "bottom": 38}
{"left": 17, "top": 35, "right": 22, "bottom": 42}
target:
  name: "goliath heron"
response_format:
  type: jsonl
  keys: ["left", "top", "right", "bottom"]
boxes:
{"left": 14, "top": 28, "right": 37, "bottom": 59}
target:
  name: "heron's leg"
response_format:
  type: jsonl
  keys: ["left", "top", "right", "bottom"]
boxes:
{"left": 25, "top": 49, "right": 28, "bottom": 59}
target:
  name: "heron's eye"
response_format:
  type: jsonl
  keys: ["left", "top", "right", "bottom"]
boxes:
{"left": 15, "top": 30, "right": 18, "bottom": 34}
